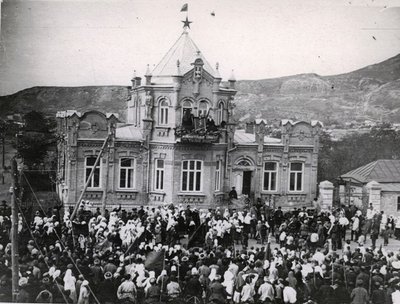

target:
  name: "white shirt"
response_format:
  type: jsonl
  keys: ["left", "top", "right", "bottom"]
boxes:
{"left": 258, "top": 282, "right": 275, "bottom": 302}
{"left": 392, "top": 290, "right": 400, "bottom": 304}
{"left": 283, "top": 286, "right": 297, "bottom": 303}
{"left": 366, "top": 208, "right": 374, "bottom": 220}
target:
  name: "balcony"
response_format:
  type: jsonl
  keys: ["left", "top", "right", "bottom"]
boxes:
{"left": 175, "top": 116, "right": 225, "bottom": 144}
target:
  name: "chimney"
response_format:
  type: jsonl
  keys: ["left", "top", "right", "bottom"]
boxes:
{"left": 245, "top": 122, "right": 254, "bottom": 134}
{"left": 213, "top": 62, "right": 222, "bottom": 91}
{"left": 228, "top": 69, "right": 236, "bottom": 89}
{"left": 145, "top": 64, "right": 152, "bottom": 85}
{"left": 131, "top": 69, "right": 142, "bottom": 88}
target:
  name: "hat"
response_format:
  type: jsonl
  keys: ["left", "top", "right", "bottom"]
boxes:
{"left": 182, "top": 256, "right": 189, "bottom": 262}
{"left": 191, "top": 268, "right": 199, "bottom": 275}
{"left": 392, "top": 261, "right": 400, "bottom": 270}
{"left": 19, "top": 277, "right": 28, "bottom": 287}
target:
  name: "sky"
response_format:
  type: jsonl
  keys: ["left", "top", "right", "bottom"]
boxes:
{"left": 0, "top": 0, "right": 399, "bottom": 95}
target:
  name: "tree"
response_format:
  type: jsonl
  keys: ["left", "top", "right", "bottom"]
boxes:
{"left": 16, "top": 111, "right": 56, "bottom": 170}
{"left": 318, "top": 124, "right": 400, "bottom": 183}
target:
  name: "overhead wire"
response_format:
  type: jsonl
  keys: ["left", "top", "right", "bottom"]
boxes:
{"left": 21, "top": 171, "right": 102, "bottom": 304}
{"left": 15, "top": 200, "right": 70, "bottom": 304}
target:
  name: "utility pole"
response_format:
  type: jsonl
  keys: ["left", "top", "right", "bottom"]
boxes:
{"left": 10, "top": 157, "right": 19, "bottom": 302}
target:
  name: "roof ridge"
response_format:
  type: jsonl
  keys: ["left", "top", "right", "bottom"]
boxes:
{"left": 152, "top": 31, "right": 187, "bottom": 75}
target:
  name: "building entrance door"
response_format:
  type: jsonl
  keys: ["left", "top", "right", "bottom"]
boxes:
{"left": 242, "top": 171, "right": 252, "bottom": 195}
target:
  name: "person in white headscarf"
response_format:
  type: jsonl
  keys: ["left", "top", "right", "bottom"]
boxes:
{"left": 222, "top": 266, "right": 235, "bottom": 299}
{"left": 64, "top": 268, "right": 77, "bottom": 303}
{"left": 77, "top": 280, "right": 90, "bottom": 304}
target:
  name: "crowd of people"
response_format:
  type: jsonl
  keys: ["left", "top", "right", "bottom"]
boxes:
{"left": 0, "top": 198, "right": 400, "bottom": 304}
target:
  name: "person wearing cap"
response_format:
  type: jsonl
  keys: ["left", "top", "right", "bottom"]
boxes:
{"left": 89, "top": 257, "right": 103, "bottom": 289}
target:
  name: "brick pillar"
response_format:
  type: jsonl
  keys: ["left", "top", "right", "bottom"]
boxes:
{"left": 365, "top": 181, "right": 382, "bottom": 212}
{"left": 319, "top": 180, "right": 334, "bottom": 211}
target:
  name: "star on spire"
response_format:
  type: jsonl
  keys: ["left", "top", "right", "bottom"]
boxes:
{"left": 182, "top": 16, "right": 192, "bottom": 29}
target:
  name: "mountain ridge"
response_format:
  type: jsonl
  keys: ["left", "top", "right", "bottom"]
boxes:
{"left": 1, "top": 53, "right": 399, "bottom": 125}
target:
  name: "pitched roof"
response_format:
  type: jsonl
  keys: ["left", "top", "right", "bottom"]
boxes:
{"left": 115, "top": 125, "right": 143, "bottom": 141}
{"left": 234, "top": 129, "right": 281, "bottom": 145}
{"left": 152, "top": 31, "right": 215, "bottom": 77}
{"left": 341, "top": 160, "right": 400, "bottom": 183}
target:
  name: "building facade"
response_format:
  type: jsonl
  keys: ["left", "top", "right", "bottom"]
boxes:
{"left": 338, "top": 159, "right": 400, "bottom": 215}
{"left": 56, "top": 26, "right": 322, "bottom": 210}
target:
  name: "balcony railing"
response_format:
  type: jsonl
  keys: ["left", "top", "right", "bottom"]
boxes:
{"left": 175, "top": 116, "right": 225, "bottom": 143}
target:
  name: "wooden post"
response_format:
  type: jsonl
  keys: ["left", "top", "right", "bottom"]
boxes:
{"left": 101, "top": 143, "right": 110, "bottom": 215}
{"left": 70, "top": 134, "right": 110, "bottom": 221}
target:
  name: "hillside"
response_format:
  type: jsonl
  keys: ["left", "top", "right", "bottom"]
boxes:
{"left": 0, "top": 86, "right": 130, "bottom": 120}
{"left": 0, "top": 54, "right": 399, "bottom": 124}
{"left": 235, "top": 53, "right": 400, "bottom": 124}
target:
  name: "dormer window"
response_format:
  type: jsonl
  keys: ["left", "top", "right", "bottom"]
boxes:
{"left": 193, "top": 58, "right": 204, "bottom": 81}
{"left": 194, "top": 65, "right": 202, "bottom": 79}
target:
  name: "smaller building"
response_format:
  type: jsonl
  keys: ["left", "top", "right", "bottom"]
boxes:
{"left": 339, "top": 159, "right": 400, "bottom": 215}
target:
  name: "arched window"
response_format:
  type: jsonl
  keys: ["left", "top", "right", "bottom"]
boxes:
{"left": 182, "top": 100, "right": 192, "bottom": 125}
{"left": 217, "top": 102, "right": 224, "bottom": 125}
{"left": 159, "top": 99, "right": 169, "bottom": 125}
{"left": 237, "top": 160, "right": 251, "bottom": 167}
{"left": 198, "top": 100, "right": 209, "bottom": 117}
{"left": 135, "top": 98, "right": 141, "bottom": 127}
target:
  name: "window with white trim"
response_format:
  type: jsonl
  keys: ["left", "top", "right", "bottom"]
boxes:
{"left": 263, "top": 162, "right": 278, "bottom": 191}
{"left": 215, "top": 160, "right": 221, "bottom": 191}
{"left": 155, "top": 159, "right": 164, "bottom": 191}
{"left": 182, "top": 160, "right": 202, "bottom": 192}
{"left": 159, "top": 99, "right": 169, "bottom": 125}
{"left": 289, "top": 162, "right": 303, "bottom": 192}
{"left": 119, "top": 158, "right": 135, "bottom": 189}
{"left": 85, "top": 157, "right": 101, "bottom": 188}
